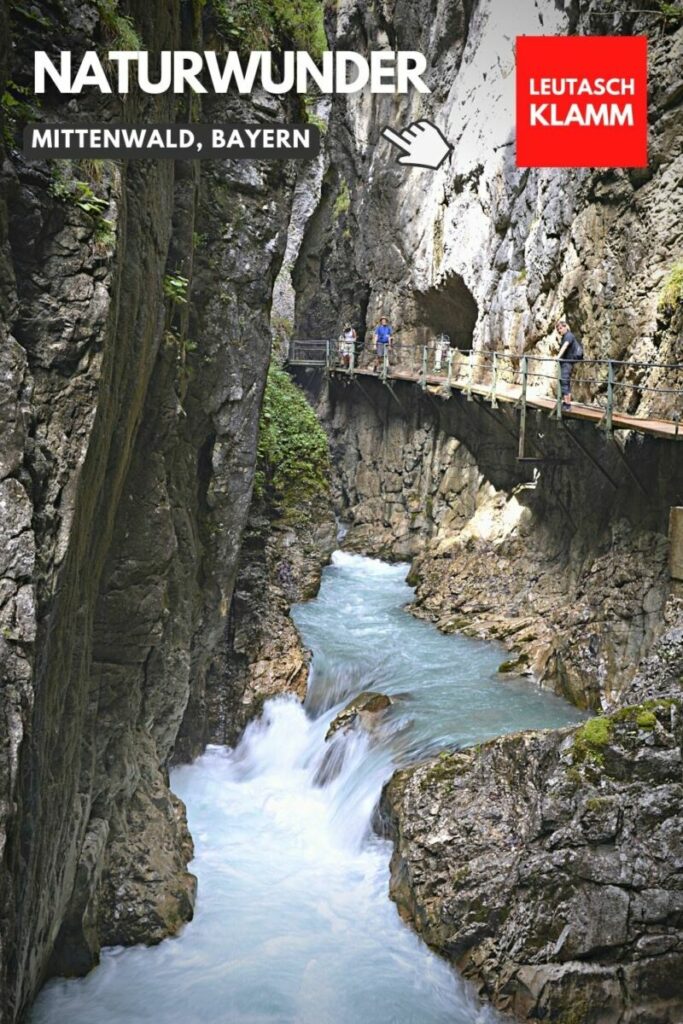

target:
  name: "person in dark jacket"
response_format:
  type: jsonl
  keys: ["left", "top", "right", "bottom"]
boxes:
{"left": 556, "top": 318, "right": 581, "bottom": 411}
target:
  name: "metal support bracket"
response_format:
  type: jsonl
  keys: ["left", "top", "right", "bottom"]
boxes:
{"left": 518, "top": 355, "right": 528, "bottom": 460}
{"left": 490, "top": 351, "right": 499, "bottom": 408}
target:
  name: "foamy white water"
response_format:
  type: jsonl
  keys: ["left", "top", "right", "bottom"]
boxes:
{"left": 32, "top": 552, "right": 584, "bottom": 1024}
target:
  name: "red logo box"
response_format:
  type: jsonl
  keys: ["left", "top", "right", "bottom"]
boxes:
{"left": 516, "top": 36, "right": 648, "bottom": 168}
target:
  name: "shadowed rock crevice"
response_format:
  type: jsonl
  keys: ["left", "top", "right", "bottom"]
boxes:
{"left": 411, "top": 274, "right": 479, "bottom": 349}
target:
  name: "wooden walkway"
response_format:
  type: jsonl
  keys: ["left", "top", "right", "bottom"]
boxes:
{"left": 287, "top": 340, "right": 682, "bottom": 443}
{"left": 345, "top": 367, "right": 681, "bottom": 441}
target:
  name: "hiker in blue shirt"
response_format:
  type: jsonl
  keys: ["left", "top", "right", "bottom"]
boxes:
{"left": 373, "top": 316, "right": 394, "bottom": 371}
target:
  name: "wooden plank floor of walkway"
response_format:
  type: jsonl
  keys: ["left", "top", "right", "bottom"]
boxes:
{"left": 336, "top": 367, "right": 682, "bottom": 441}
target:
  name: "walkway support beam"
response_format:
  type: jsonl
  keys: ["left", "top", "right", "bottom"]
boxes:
{"left": 490, "top": 352, "right": 499, "bottom": 409}
{"left": 554, "top": 361, "right": 563, "bottom": 420}
{"left": 518, "top": 355, "right": 528, "bottom": 460}
{"left": 466, "top": 351, "right": 474, "bottom": 401}
{"left": 605, "top": 360, "right": 615, "bottom": 435}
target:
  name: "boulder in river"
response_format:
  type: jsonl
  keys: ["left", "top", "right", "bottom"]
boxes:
{"left": 325, "top": 692, "right": 393, "bottom": 741}
{"left": 380, "top": 699, "right": 683, "bottom": 1023}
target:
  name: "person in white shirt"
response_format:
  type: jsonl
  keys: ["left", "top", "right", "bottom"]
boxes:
{"left": 339, "top": 323, "right": 357, "bottom": 369}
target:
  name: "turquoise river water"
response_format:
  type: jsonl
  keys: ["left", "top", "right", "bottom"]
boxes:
{"left": 32, "top": 551, "right": 585, "bottom": 1024}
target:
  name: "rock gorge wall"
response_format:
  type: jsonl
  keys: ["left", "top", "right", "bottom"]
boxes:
{"left": 202, "top": 494, "right": 336, "bottom": 749}
{"left": 0, "top": 3, "right": 297, "bottom": 1019}
{"left": 291, "top": 4, "right": 683, "bottom": 1017}
{"left": 291, "top": 0, "right": 683, "bottom": 717}
{"left": 312, "top": 373, "right": 682, "bottom": 711}
{"left": 294, "top": 0, "right": 682, "bottom": 416}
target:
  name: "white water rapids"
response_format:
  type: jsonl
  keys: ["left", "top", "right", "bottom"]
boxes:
{"left": 32, "top": 552, "right": 584, "bottom": 1024}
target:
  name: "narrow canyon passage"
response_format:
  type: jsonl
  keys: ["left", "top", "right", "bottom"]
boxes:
{"left": 31, "top": 552, "right": 585, "bottom": 1024}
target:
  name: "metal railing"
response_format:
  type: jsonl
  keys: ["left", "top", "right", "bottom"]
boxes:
{"left": 288, "top": 338, "right": 683, "bottom": 435}
{"left": 288, "top": 339, "right": 330, "bottom": 364}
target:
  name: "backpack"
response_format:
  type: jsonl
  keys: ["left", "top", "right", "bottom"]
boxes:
{"left": 571, "top": 336, "right": 584, "bottom": 361}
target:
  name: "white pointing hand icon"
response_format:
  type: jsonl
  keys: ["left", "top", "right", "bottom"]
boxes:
{"left": 382, "top": 120, "right": 453, "bottom": 170}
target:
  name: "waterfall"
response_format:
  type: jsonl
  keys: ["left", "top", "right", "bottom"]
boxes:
{"left": 32, "top": 552, "right": 584, "bottom": 1024}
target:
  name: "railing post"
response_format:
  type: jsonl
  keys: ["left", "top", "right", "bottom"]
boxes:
{"left": 490, "top": 351, "right": 498, "bottom": 408}
{"left": 382, "top": 344, "right": 388, "bottom": 382}
{"left": 518, "top": 355, "right": 528, "bottom": 459}
{"left": 466, "top": 350, "right": 474, "bottom": 401}
{"left": 605, "top": 359, "right": 614, "bottom": 434}
{"left": 421, "top": 345, "right": 427, "bottom": 390}
{"left": 325, "top": 339, "right": 331, "bottom": 371}
{"left": 349, "top": 347, "right": 355, "bottom": 377}
{"left": 445, "top": 348, "right": 453, "bottom": 397}
{"left": 555, "top": 359, "right": 563, "bottom": 420}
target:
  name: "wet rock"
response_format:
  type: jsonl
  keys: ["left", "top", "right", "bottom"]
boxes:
{"left": 0, "top": 1, "right": 303, "bottom": 1017}
{"left": 325, "top": 691, "right": 393, "bottom": 740}
{"left": 380, "top": 700, "right": 683, "bottom": 1022}
{"left": 313, "top": 733, "right": 348, "bottom": 787}
{"left": 203, "top": 495, "right": 337, "bottom": 748}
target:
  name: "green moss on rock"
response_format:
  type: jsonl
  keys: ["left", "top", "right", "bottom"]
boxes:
{"left": 420, "top": 750, "right": 473, "bottom": 789}
{"left": 498, "top": 653, "right": 529, "bottom": 674}
{"left": 571, "top": 716, "right": 612, "bottom": 767}
{"left": 210, "top": 0, "right": 326, "bottom": 58}
{"left": 255, "top": 364, "right": 330, "bottom": 523}
{"left": 658, "top": 261, "right": 683, "bottom": 313}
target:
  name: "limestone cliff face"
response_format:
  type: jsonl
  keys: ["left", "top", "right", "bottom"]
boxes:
{"left": 295, "top": 0, "right": 682, "bottom": 413}
{"left": 0, "top": 3, "right": 296, "bottom": 1019}
{"left": 290, "top": 6, "right": 683, "bottom": 1018}
{"left": 293, "top": 0, "right": 683, "bottom": 708}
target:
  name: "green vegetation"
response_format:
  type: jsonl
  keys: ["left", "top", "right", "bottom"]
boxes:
{"left": 612, "top": 698, "right": 676, "bottom": 726}
{"left": 451, "top": 865, "right": 470, "bottom": 885}
{"left": 584, "top": 796, "right": 613, "bottom": 813}
{"left": 568, "top": 699, "right": 678, "bottom": 778}
{"left": 420, "top": 750, "right": 473, "bottom": 789}
{"left": 657, "top": 1, "right": 683, "bottom": 25}
{"left": 50, "top": 169, "right": 115, "bottom": 248}
{"left": 303, "top": 95, "right": 328, "bottom": 134}
{"left": 97, "top": 0, "right": 143, "bottom": 49}
{"left": 498, "top": 653, "right": 529, "bottom": 674}
{"left": 636, "top": 709, "right": 657, "bottom": 729}
{"left": 571, "top": 716, "right": 612, "bottom": 767}
{"left": 581, "top": 716, "right": 612, "bottom": 746}
{"left": 658, "top": 262, "right": 683, "bottom": 313}
{"left": 1, "top": 81, "right": 38, "bottom": 148}
{"left": 255, "top": 364, "right": 330, "bottom": 521}
{"left": 333, "top": 179, "right": 350, "bottom": 220}
{"left": 558, "top": 996, "right": 591, "bottom": 1024}
{"left": 210, "top": 0, "right": 326, "bottom": 58}
{"left": 10, "top": 3, "right": 52, "bottom": 29}
{"left": 163, "top": 273, "right": 190, "bottom": 306}
{"left": 271, "top": 314, "right": 294, "bottom": 342}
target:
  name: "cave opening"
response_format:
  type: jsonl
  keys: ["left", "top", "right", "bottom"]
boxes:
{"left": 412, "top": 273, "right": 478, "bottom": 350}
